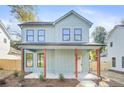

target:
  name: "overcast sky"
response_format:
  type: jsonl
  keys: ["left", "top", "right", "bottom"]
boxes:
{"left": 0, "top": 5, "right": 124, "bottom": 41}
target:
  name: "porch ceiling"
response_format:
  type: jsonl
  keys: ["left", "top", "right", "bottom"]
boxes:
{"left": 18, "top": 42, "right": 105, "bottom": 49}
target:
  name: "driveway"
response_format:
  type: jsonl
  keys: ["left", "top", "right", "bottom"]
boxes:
{"left": 0, "top": 70, "right": 13, "bottom": 80}
{"left": 100, "top": 70, "right": 124, "bottom": 85}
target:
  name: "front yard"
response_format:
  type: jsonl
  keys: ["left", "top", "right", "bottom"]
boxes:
{"left": 0, "top": 72, "right": 79, "bottom": 87}
{"left": 1, "top": 70, "right": 124, "bottom": 87}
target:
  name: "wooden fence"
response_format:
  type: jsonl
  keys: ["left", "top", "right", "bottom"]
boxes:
{"left": 0, "top": 59, "right": 21, "bottom": 71}
{"left": 90, "top": 62, "right": 111, "bottom": 71}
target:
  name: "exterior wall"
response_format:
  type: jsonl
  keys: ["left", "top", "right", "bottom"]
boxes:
{"left": 0, "top": 59, "right": 21, "bottom": 71}
{"left": 82, "top": 50, "right": 89, "bottom": 74}
{"left": 21, "top": 14, "right": 90, "bottom": 43}
{"left": 54, "top": 14, "right": 89, "bottom": 43}
{"left": 108, "top": 27, "right": 124, "bottom": 72}
{"left": 0, "top": 26, "right": 10, "bottom": 55}
{"left": 24, "top": 49, "right": 90, "bottom": 75}
{"left": 21, "top": 25, "right": 54, "bottom": 43}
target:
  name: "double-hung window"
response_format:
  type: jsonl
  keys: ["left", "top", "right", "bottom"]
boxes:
{"left": 38, "top": 30, "right": 45, "bottom": 42}
{"left": 37, "top": 53, "right": 44, "bottom": 67}
{"left": 26, "top": 30, "right": 34, "bottom": 42}
{"left": 26, "top": 53, "right": 33, "bottom": 67}
{"left": 122, "top": 57, "right": 124, "bottom": 68}
{"left": 74, "top": 28, "right": 82, "bottom": 41}
{"left": 62, "top": 28, "right": 70, "bottom": 41}
{"left": 112, "top": 57, "right": 116, "bottom": 67}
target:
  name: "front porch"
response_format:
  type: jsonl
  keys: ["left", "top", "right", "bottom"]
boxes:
{"left": 20, "top": 42, "right": 103, "bottom": 79}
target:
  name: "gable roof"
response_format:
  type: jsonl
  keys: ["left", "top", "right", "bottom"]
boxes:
{"left": 19, "top": 10, "right": 93, "bottom": 27}
{"left": 108, "top": 25, "right": 124, "bottom": 40}
{"left": 0, "top": 20, "right": 11, "bottom": 40}
{"left": 53, "top": 10, "right": 93, "bottom": 27}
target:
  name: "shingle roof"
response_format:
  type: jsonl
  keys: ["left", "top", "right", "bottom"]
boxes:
{"left": 18, "top": 10, "right": 93, "bottom": 27}
{"left": 108, "top": 25, "right": 124, "bottom": 40}
{"left": 0, "top": 20, "right": 11, "bottom": 40}
{"left": 18, "top": 22, "right": 53, "bottom": 26}
{"left": 19, "top": 42, "right": 106, "bottom": 46}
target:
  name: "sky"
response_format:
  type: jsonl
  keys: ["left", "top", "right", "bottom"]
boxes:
{"left": 0, "top": 5, "right": 124, "bottom": 41}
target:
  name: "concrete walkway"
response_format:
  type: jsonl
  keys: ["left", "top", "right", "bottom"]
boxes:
{"left": 76, "top": 80, "right": 97, "bottom": 87}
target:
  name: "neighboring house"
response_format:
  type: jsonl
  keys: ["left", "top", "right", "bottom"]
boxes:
{"left": 108, "top": 25, "right": 124, "bottom": 72}
{"left": 0, "top": 20, "right": 11, "bottom": 56}
{"left": 0, "top": 20, "right": 21, "bottom": 71}
{"left": 0, "top": 20, "right": 20, "bottom": 60}
{"left": 19, "top": 10, "right": 103, "bottom": 79}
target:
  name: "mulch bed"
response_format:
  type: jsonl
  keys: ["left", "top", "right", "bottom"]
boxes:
{"left": 0, "top": 74, "right": 79, "bottom": 87}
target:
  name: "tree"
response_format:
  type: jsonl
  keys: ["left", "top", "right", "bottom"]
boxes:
{"left": 9, "top": 5, "right": 37, "bottom": 22}
{"left": 92, "top": 26, "right": 107, "bottom": 44}
{"left": 90, "top": 26, "right": 107, "bottom": 61}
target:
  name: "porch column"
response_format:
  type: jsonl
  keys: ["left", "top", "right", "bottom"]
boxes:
{"left": 44, "top": 49, "right": 46, "bottom": 79}
{"left": 96, "top": 49, "right": 100, "bottom": 77}
{"left": 75, "top": 49, "right": 78, "bottom": 79}
{"left": 21, "top": 48, "right": 24, "bottom": 72}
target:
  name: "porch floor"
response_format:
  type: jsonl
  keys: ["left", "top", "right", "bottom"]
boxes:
{"left": 24, "top": 73, "right": 99, "bottom": 80}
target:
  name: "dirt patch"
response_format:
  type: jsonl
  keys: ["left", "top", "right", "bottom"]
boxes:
{"left": 0, "top": 74, "right": 79, "bottom": 87}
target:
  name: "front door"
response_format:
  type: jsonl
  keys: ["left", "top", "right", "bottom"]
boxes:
{"left": 78, "top": 56, "right": 82, "bottom": 72}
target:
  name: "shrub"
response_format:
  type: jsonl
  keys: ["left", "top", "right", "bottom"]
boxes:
{"left": 59, "top": 73, "right": 65, "bottom": 81}
{"left": 19, "top": 72, "right": 25, "bottom": 81}
{"left": 39, "top": 74, "right": 45, "bottom": 81}
{"left": 14, "top": 71, "right": 19, "bottom": 77}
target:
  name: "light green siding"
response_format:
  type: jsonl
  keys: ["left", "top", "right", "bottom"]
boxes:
{"left": 21, "top": 13, "right": 90, "bottom": 43}
{"left": 24, "top": 49, "right": 90, "bottom": 74}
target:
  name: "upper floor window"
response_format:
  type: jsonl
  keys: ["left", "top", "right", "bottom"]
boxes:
{"left": 74, "top": 28, "right": 82, "bottom": 41}
{"left": 26, "top": 30, "right": 34, "bottom": 42}
{"left": 38, "top": 30, "right": 45, "bottom": 42}
{"left": 3, "top": 38, "right": 7, "bottom": 43}
{"left": 62, "top": 28, "right": 70, "bottom": 41}
{"left": 110, "top": 42, "right": 113, "bottom": 47}
{"left": 112, "top": 57, "right": 116, "bottom": 67}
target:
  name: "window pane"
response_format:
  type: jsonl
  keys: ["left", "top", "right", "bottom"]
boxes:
{"left": 122, "top": 57, "right": 124, "bottom": 68}
{"left": 38, "top": 36, "right": 45, "bottom": 41}
{"left": 75, "top": 29, "right": 82, "bottom": 34}
{"left": 26, "top": 53, "right": 33, "bottom": 67}
{"left": 38, "top": 30, "right": 45, "bottom": 35}
{"left": 27, "top": 36, "right": 33, "bottom": 41}
{"left": 75, "top": 35, "right": 81, "bottom": 41}
{"left": 112, "top": 57, "right": 116, "bottom": 67}
{"left": 27, "top": 30, "right": 33, "bottom": 35}
{"left": 63, "top": 35, "right": 69, "bottom": 41}
{"left": 37, "top": 53, "right": 44, "bottom": 67}
{"left": 63, "top": 29, "right": 70, "bottom": 34}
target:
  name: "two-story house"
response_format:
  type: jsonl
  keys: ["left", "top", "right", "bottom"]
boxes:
{"left": 19, "top": 10, "right": 103, "bottom": 79}
{"left": 108, "top": 25, "right": 124, "bottom": 72}
{"left": 0, "top": 20, "right": 11, "bottom": 56}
